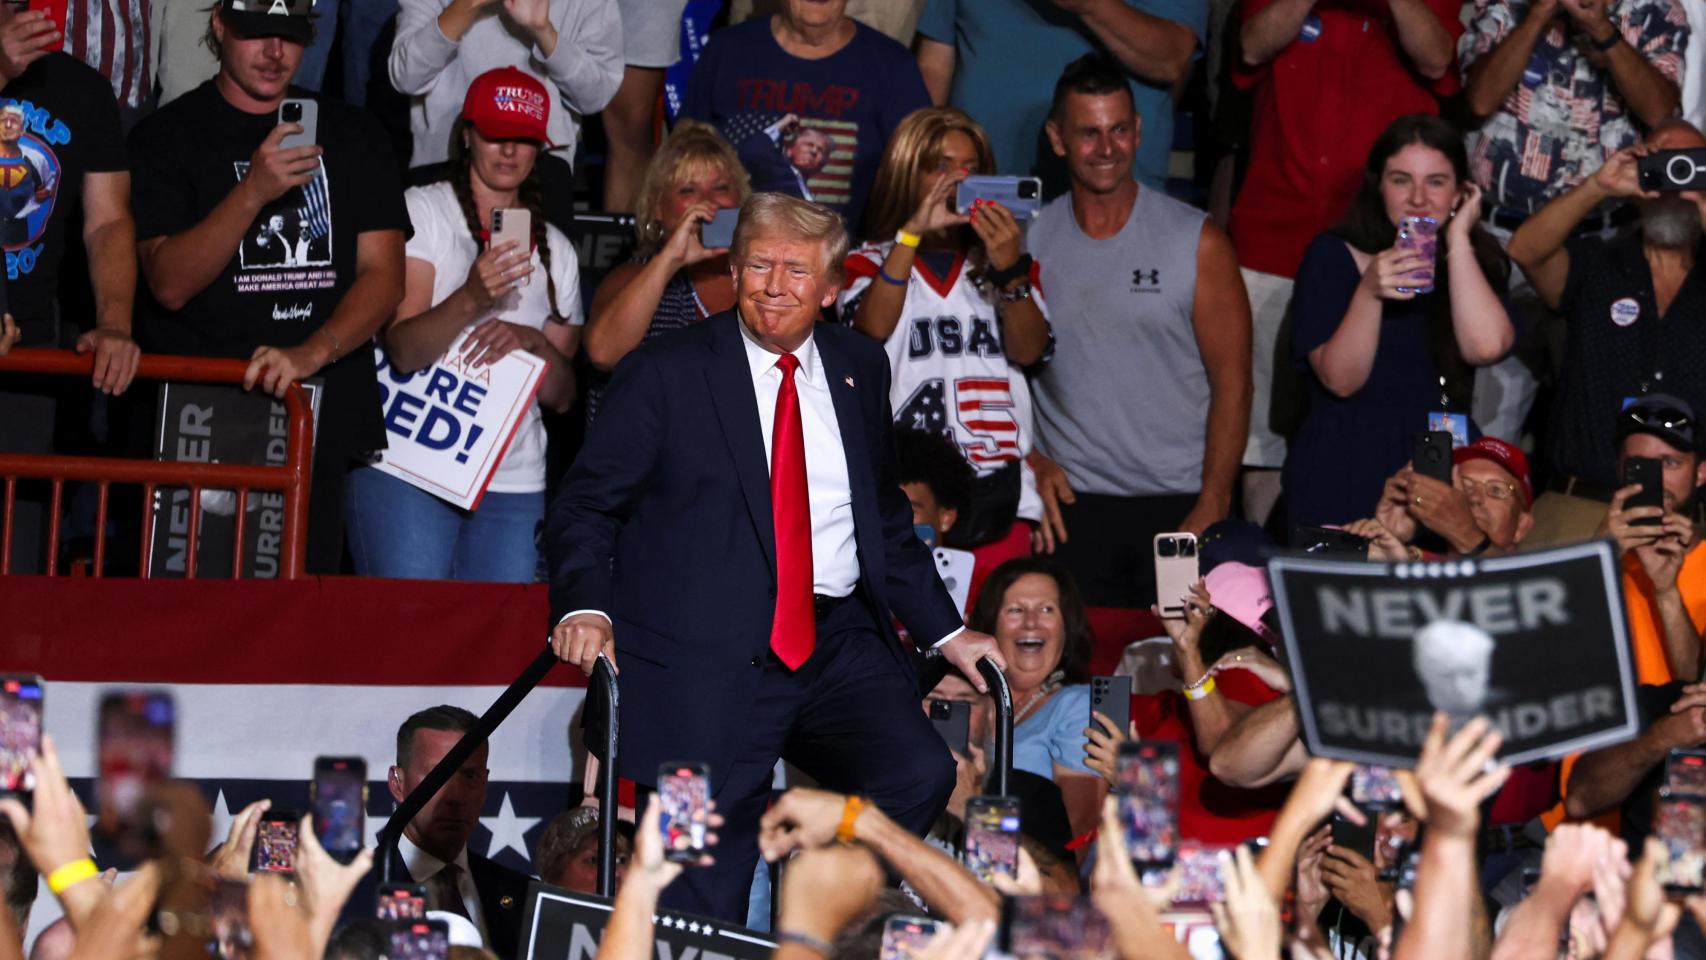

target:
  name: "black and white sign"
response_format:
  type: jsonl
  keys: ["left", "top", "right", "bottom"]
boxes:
{"left": 521, "top": 882, "right": 776, "bottom": 960}
{"left": 1268, "top": 540, "right": 1640, "bottom": 767}
{"left": 148, "top": 381, "right": 321, "bottom": 578}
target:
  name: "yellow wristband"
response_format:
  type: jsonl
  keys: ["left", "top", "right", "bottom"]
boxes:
{"left": 1183, "top": 676, "right": 1217, "bottom": 701}
{"left": 895, "top": 229, "right": 922, "bottom": 249}
{"left": 837, "top": 795, "right": 868, "bottom": 844}
{"left": 47, "top": 858, "right": 98, "bottom": 895}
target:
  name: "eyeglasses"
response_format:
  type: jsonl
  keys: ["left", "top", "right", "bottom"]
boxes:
{"left": 1456, "top": 476, "right": 1519, "bottom": 501}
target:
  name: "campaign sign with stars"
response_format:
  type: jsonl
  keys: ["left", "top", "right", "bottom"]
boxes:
{"left": 521, "top": 883, "right": 777, "bottom": 960}
{"left": 371, "top": 329, "right": 545, "bottom": 510}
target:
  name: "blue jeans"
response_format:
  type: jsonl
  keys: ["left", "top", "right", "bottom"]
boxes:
{"left": 345, "top": 466, "right": 542, "bottom": 582}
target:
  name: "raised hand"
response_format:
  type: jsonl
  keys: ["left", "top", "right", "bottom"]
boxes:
{"left": 241, "top": 125, "right": 322, "bottom": 205}
{"left": 902, "top": 169, "right": 971, "bottom": 239}
{"left": 462, "top": 239, "right": 533, "bottom": 310}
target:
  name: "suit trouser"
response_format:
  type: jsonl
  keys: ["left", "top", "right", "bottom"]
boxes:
{"left": 652, "top": 597, "right": 956, "bottom": 922}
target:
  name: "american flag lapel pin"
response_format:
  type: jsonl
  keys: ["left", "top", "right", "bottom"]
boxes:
{"left": 845, "top": 375, "right": 855, "bottom": 388}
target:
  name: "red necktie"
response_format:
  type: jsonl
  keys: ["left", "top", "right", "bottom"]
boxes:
{"left": 769, "top": 353, "right": 815, "bottom": 669}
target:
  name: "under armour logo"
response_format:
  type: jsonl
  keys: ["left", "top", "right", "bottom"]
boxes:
{"left": 1132, "top": 268, "right": 1160, "bottom": 286}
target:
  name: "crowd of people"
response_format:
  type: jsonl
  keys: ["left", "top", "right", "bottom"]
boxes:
{"left": 5, "top": 0, "right": 1706, "bottom": 955}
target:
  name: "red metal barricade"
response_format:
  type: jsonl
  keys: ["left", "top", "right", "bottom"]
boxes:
{"left": 0, "top": 348, "right": 313, "bottom": 579}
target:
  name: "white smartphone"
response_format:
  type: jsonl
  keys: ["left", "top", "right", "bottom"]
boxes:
{"left": 1152, "top": 532, "right": 1198, "bottom": 620}
{"left": 278, "top": 98, "right": 318, "bottom": 151}
{"left": 489, "top": 207, "right": 531, "bottom": 273}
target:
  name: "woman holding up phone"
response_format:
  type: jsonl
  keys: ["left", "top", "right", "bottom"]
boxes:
{"left": 843, "top": 107, "right": 1052, "bottom": 576}
{"left": 345, "top": 68, "right": 582, "bottom": 582}
{"left": 1284, "top": 113, "right": 1515, "bottom": 530}
{"left": 582, "top": 121, "right": 749, "bottom": 421}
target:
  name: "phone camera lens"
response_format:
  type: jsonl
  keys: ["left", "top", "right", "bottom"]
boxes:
{"left": 1179, "top": 539, "right": 1196, "bottom": 557}
{"left": 1157, "top": 537, "right": 1177, "bottom": 558}
{"left": 284, "top": 104, "right": 301, "bottom": 121}
{"left": 1018, "top": 181, "right": 1039, "bottom": 200}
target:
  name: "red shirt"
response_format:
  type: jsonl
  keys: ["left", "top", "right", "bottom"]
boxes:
{"left": 1132, "top": 668, "right": 1291, "bottom": 844}
{"left": 1228, "top": 0, "right": 1463, "bottom": 278}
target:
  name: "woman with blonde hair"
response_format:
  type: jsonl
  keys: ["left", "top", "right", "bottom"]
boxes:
{"left": 582, "top": 120, "right": 749, "bottom": 419}
{"left": 843, "top": 106, "right": 1052, "bottom": 582}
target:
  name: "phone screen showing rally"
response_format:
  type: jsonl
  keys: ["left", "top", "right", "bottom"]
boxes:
{"left": 253, "top": 817, "right": 299, "bottom": 874}
{"left": 1115, "top": 741, "right": 1179, "bottom": 868}
{"left": 658, "top": 764, "right": 710, "bottom": 863}
{"left": 312, "top": 758, "right": 366, "bottom": 859}
{"left": 0, "top": 676, "right": 42, "bottom": 793}
{"left": 963, "top": 796, "right": 1020, "bottom": 883}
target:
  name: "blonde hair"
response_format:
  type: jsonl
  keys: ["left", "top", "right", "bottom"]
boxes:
{"left": 633, "top": 119, "right": 751, "bottom": 256}
{"left": 861, "top": 106, "right": 995, "bottom": 243}
{"left": 731, "top": 192, "right": 849, "bottom": 280}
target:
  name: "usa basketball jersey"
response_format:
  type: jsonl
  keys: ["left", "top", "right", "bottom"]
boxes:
{"left": 840, "top": 244, "right": 1047, "bottom": 523}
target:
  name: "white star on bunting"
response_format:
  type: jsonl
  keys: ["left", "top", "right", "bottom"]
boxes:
{"left": 478, "top": 792, "right": 540, "bottom": 862}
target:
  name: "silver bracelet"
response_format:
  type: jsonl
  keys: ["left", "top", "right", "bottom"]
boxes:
{"left": 312, "top": 326, "right": 343, "bottom": 360}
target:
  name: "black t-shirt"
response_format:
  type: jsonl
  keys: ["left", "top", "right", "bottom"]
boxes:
{"left": 129, "top": 80, "right": 409, "bottom": 459}
{"left": 1550, "top": 231, "right": 1706, "bottom": 486}
{"left": 1, "top": 53, "right": 126, "bottom": 346}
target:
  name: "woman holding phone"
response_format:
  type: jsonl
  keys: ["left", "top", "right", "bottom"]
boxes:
{"left": 345, "top": 68, "right": 581, "bottom": 582}
{"left": 581, "top": 120, "right": 749, "bottom": 421}
{"left": 843, "top": 107, "right": 1051, "bottom": 571}
{"left": 1284, "top": 113, "right": 1515, "bottom": 529}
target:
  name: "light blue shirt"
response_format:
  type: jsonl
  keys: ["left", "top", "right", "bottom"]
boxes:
{"left": 1012, "top": 684, "right": 1095, "bottom": 779}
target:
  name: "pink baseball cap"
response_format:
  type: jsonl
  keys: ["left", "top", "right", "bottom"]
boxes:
{"left": 1204, "top": 562, "right": 1274, "bottom": 640}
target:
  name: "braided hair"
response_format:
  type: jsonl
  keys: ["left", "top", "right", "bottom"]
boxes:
{"left": 446, "top": 118, "right": 560, "bottom": 320}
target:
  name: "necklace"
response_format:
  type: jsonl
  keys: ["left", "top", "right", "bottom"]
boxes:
{"left": 1013, "top": 688, "right": 1049, "bottom": 726}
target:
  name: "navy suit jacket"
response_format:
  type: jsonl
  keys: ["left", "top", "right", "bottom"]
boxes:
{"left": 547, "top": 311, "right": 963, "bottom": 785}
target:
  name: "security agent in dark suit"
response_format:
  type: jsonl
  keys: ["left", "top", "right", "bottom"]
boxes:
{"left": 547, "top": 192, "right": 1005, "bottom": 922}
{"left": 385, "top": 705, "right": 531, "bottom": 959}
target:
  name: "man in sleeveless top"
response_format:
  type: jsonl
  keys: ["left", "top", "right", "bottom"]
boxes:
{"left": 1023, "top": 53, "right": 1252, "bottom": 610}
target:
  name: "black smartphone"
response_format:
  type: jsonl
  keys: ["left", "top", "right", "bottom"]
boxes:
{"left": 1667, "top": 749, "right": 1706, "bottom": 797}
{"left": 1350, "top": 763, "right": 1404, "bottom": 810}
{"left": 880, "top": 915, "right": 943, "bottom": 960}
{"left": 96, "top": 689, "right": 175, "bottom": 850}
{"left": 1114, "top": 741, "right": 1179, "bottom": 869}
{"left": 211, "top": 876, "right": 254, "bottom": 959}
{"left": 963, "top": 795, "right": 1021, "bottom": 883}
{"left": 1655, "top": 795, "right": 1706, "bottom": 893}
{"left": 701, "top": 207, "right": 739, "bottom": 249}
{"left": 1330, "top": 811, "right": 1379, "bottom": 863}
{"left": 929, "top": 699, "right": 971, "bottom": 756}
{"left": 388, "top": 919, "right": 450, "bottom": 960}
{"left": 1294, "top": 525, "right": 1372, "bottom": 557}
{"left": 1639, "top": 148, "right": 1706, "bottom": 192}
{"left": 657, "top": 762, "right": 711, "bottom": 864}
{"left": 1089, "top": 676, "right": 1131, "bottom": 744}
{"left": 250, "top": 809, "right": 299, "bottom": 875}
{"left": 0, "top": 674, "right": 43, "bottom": 799}
{"left": 998, "top": 894, "right": 1111, "bottom": 960}
{"left": 1413, "top": 430, "right": 1455, "bottom": 485}
{"left": 1623, "top": 456, "right": 1664, "bottom": 525}
{"left": 311, "top": 756, "right": 366, "bottom": 864}
{"left": 376, "top": 882, "right": 427, "bottom": 921}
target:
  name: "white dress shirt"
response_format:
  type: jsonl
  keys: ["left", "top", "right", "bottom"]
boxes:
{"left": 739, "top": 325, "right": 859, "bottom": 597}
{"left": 398, "top": 833, "right": 488, "bottom": 946}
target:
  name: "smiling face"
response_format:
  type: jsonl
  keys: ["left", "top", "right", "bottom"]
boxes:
{"left": 466, "top": 127, "right": 540, "bottom": 194}
{"left": 731, "top": 228, "right": 839, "bottom": 352}
{"left": 1045, "top": 90, "right": 1138, "bottom": 197}
{"left": 1379, "top": 143, "right": 1459, "bottom": 229}
{"left": 993, "top": 573, "right": 1067, "bottom": 695}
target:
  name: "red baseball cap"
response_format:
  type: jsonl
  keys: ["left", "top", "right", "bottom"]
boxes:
{"left": 462, "top": 68, "right": 552, "bottom": 145}
{"left": 1453, "top": 437, "right": 1533, "bottom": 507}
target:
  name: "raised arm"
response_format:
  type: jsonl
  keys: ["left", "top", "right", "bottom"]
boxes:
{"left": 138, "top": 126, "right": 321, "bottom": 311}
{"left": 1388, "top": 0, "right": 1456, "bottom": 79}
{"left": 1056, "top": 0, "right": 1198, "bottom": 87}
{"left": 1506, "top": 148, "right": 1647, "bottom": 309}
{"left": 1184, "top": 222, "right": 1252, "bottom": 534}
{"left": 915, "top": 34, "right": 955, "bottom": 104}
{"left": 531, "top": 0, "right": 623, "bottom": 114}
{"left": 1562, "top": 0, "right": 1680, "bottom": 126}
{"left": 390, "top": 0, "right": 495, "bottom": 96}
{"left": 1464, "top": 0, "right": 1560, "bottom": 117}
{"left": 1566, "top": 685, "right": 1706, "bottom": 819}
{"left": 1444, "top": 184, "right": 1516, "bottom": 364}
{"left": 1242, "top": 0, "right": 1316, "bottom": 66}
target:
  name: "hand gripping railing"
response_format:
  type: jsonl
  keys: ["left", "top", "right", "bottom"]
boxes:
{"left": 0, "top": 348, "right": 312, "bottom": 578}
{"left": 376, "top": 649, "right": 621, "bottom": 896}
{"left": 917, "top": 654, "right": 1014, "bottom": 796}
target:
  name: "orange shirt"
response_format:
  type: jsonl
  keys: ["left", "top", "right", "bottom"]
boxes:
{"left": 1622, "top": 541, "right": 1706, "bottom": 685}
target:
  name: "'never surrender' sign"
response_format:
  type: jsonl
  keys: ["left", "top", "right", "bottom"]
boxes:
{"left": 371, "top": 332, "right": 545, "bottom": 510}
{"left": 1268, "top": 540, "right": 1640, "bottom": 768}
{"left": 520, "top": 883, "right": 775, "bottom": 960}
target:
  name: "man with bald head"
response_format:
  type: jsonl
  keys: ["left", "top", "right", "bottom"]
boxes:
{"left": 1509, "top": 120, "right": 1706, "bottom": 544}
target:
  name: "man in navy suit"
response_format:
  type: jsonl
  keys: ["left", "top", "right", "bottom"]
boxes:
{"left": 547, "top": 192, "right": 1003, "bottom": 921}
{"left": 385, "top": 705, "right": 531, "bottom": 958}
